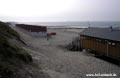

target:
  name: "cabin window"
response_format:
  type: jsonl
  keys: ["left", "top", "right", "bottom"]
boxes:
{"left": 105, "top": 40, "right": 107, "bottom": 42}
{"left": 81, "top": 36, "right": 85, "bottom": 40}
{"left": 85, "top": 37, "right": 88, "bottom": 40}
{"left": 98, "top": 39, "right": 101, "bottom": 42}
{"left": 92, "top": 37, "right": 95, "bottom": 41}
{"left": 88, "top": 37, "right": 91, "bottom": 40}
{"left": 84, "top": 37, "right": 86, "bottom": 40}
{"left": 96, "top": 39, "right": 102, "bottom": 42}
{"left": 101, "top": 40, "right": 105, "bottom": 43}
{"left": 91, "top": 37, "right": 94, "bottom": 41}
{"left": 108, "top": 42, "right": 116, "bottom": 46}
{"left": 108, "top": 42, "right": 111, "bottom": 45}
{"left": 84, "top": 37, "right": 88, "bottom": 40}
{"left": 96, "top": 39, "right": 99, "bottom": 42}
{"left": 111, "top": 42, "right": 116, "bottom": 46}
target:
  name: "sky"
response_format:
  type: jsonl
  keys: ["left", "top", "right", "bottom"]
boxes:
{"left": 0, "top": 0, "right": 120, "bottom": 22}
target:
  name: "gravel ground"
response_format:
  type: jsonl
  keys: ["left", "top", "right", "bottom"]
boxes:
{"left": 15, "top": 27, "right": 120, "bottom": 78}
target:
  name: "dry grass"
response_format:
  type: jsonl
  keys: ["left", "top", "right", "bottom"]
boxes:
{"left": 0, "top": 21, "right": 32, "bottom": 78}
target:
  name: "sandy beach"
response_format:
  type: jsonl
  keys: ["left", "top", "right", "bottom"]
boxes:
{"left": 14, "top": 27, "right": 120, "bottom": 78}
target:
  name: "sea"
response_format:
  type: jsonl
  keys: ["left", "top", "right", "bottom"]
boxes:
{"left": 24, "top": 21, "right": 120, "bottom": 28}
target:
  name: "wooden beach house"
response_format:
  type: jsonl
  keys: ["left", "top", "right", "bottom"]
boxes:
{"left": 80, "top": 27, "right": 120, "bottom": 61}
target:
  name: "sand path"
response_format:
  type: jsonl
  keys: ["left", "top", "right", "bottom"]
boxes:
{"left": 15, "top": 27, "right": 120, "bottom": 78}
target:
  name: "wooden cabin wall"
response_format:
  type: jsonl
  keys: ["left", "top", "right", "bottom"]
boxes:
{"left": 108, "top": 42, "right": 120, "bottom": 59}
{"left": 80, "top": 35, "right": 120, "bottom": 61}
{"left": 81, "top": 36, "right": 107, "bottom": 55}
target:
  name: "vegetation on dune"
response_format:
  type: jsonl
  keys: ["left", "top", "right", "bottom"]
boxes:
{"left": 0, "top": 21, "right": 32, "bottom": 78}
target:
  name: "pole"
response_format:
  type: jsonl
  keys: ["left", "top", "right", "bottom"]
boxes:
{"left": 107, "top": 41, "right": 109, "bottom": 56}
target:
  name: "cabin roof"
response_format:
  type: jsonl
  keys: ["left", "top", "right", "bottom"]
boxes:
{"left": 80, "top": 27, "right": 120, "bottom": 42}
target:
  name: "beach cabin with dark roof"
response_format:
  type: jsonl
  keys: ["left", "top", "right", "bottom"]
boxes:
{"left": 16, "top": 24, "right": 47, "bottom": 37}
{"left": 80, "top": 27, "right": 120, "bottom": 61}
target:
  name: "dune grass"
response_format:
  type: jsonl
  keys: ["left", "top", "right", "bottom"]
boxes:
{"left": 0, "top": 21, "right": 32, "bottom": 78}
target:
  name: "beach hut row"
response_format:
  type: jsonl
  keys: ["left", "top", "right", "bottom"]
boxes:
{"left": 16, "top": 24, "right": 47, "bottom": 32}
{"left": 16, "top": 24, "right": 47, "bottom": 37}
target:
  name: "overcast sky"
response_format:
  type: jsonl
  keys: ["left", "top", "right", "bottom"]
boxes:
{"left": 0, "top": 0, "right": 120, "bottom": 22}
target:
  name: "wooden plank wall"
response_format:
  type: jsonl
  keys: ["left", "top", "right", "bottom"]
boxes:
{"left": 81, "top": 39, "right": 107, "bottom": 55}
{"left": 108, "top": 43, "right": 120, "bottom": 59}
{"left": 80, "top": 35, "right": 120, "bottom": 60}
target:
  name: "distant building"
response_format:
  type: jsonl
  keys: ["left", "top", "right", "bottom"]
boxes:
{"left": 16, "top": 24, "right": 47, "bottom": 37}
{"left": 80, "top": 27, "right": 120, "bottom": 61}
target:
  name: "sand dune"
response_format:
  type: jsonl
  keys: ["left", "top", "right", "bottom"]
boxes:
{"left": 14, "top": 27, "right": 120, "bottom": 78}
